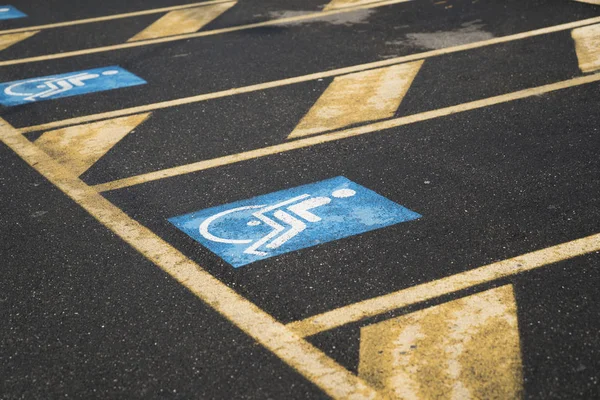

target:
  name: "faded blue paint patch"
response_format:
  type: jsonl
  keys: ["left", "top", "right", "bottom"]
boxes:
{"left": 0, "top": 5, "right": 26, "bottom": 20}
{"left": 169, "top": 176, "right": 421, "bottom": 268}
{"left": 0, "top": 66, "right": 146, "bottom": 106}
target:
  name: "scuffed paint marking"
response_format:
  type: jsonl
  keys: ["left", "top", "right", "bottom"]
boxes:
{"left": 128, "top": 2, "right": 236, "bottom": 42}
{"left": 35, "top": 113, "right": 151, "bottom": 176}
{"left": 169, "top": 176, "right": 420, "bottom": 267}
{"left": 572, "top": 24, "right": 600, "bottom": 73}
{"left": 289, "top": 62, "right": 423, "bottom": 139}
{"left": 358, "top": 285, "right": 522, "bottom": 399}
{"left": 0, "top": 66, "right": 146, "bottom": 106}
{"left": 0, "top": 31, "right": 39, "bottom": 52}
{"left": 323, "top": 0, "right": 388, "bottom": 12}
{"left": 573, "top": 0, "right": 600, "bottom": 5}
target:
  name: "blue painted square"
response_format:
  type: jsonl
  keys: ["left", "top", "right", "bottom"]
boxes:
{"left": 0, "top": 5, "right": 26, "bottom": 20}
{"left": 0, "top": 66, "right": 146, "bottom": 106}
{"left": 169, "top": 176, "right": 421, "bottom": 268}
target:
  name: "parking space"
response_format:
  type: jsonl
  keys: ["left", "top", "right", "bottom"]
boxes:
{"left": 98, "top": 82, "right": 600, "bottom": 321}
{"left": 1, "top": 0, "right": 599, "bottom": 398}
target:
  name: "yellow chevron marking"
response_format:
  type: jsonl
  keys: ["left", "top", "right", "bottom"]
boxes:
{"left": 35, "top": 113, "right": 151, "bottom": 176}
{"left": 128, "top": 2, "right": 236, "bottom": 42}
{"left": 359, "top": 285, "right": 523, "bottom": 399}
{"left": 324, "top": 0, "right": 384, "bottom": 11}
{"left": 572, "top": 24, "right": 600, "bottom": 73}
{"left": 289, "top": 61, "right": 423, "bottom": 139}
{"left": 0, "top": 31, "right": 39, "bottom": 51}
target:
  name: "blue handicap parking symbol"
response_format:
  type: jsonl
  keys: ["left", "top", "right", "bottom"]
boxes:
{"left": 0, "top": 5, "right": 26, "bottom": 20}
{"left": 169, "top": 176, "right": 421, "bottom": 268}
{"left": 0, "top": 66, "right": 146, "bottom": 106}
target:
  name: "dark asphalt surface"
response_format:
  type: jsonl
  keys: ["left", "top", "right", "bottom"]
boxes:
{"left": 2, "top": 0, "right": 600, "bottom": 399}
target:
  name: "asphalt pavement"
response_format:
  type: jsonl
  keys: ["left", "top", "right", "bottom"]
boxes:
{"left": 1, "top": 0, "right": 599, "bottom": 399}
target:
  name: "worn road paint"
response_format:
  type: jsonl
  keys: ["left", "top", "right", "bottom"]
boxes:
{"left": 0, "top": 66, "right": 146, "bottom": 107}
{"left": 573, "top": 0, "right": 600, "bottom": 5}
{"left": 323, "top": 0, "right": 388, "bottom": 11}
{"left": 169, "top": 177, "right": 420, "bottom": 267}
{"left": 128, "top": 2, "right": 236, "bottom": 42}
{"left": 0, "top": 31, "right": 38, "bottom": 51}
{"left": 359, "top": 285, "right": 522, "bottom": 399}
{"left": 0, "top": 119, "right": 380, "bottom": 400}
{"left": 35, "top": 113, "right": 151, "bottom": 176}
{"left": 0, "top": 1, "right": 233, "bottom": 36}
{"left": 19, "top": 16, "right": 600, "bottom": 134}
{"left": 287, "top": 232, "right": 600, "bottom": 337}
{"left": 289, "top": 62, "right": 423, "bottom": 139}
{"left": 0, "top": 5, "right": 26, "bottom": 20}
{"left": 0, "top": 0, "right": 409, "bottom": 67}
{"left": 92, "top": 73, "right": 600, "bottom": 192}
{"left": 572, "top": 24, "right": 600, "bottom": 73}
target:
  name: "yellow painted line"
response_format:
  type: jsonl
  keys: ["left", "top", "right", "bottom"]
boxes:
{"left": 0, "top": 31, "right": 39, "bottom": 51}
{"left": 35, "top": 113, "right": 151, "bottom": 176}
{"left": 288, "top": 61, "right": 423, "bottom": 139}
{"left": 573, "top": 0, "right": 600, "bottom": 5}
{"left": 359, "top": 285, "right": 522, "bottom": 399}
{"left": 324, "top": 0, "right": 387, "bottom": 11}
{"left": 572, "top": 24, "right": 600, "bottom": 73}
{"left": 18, "top": 16, "right": 600, "bottom": 134}
{"left": 0, "top": 0, "right": 234, "bottom": 35}
{"left": 0, "top": 0, "right": 410, "bottom": 67}
{"left": 92, "top": 73, "right": 600, "bottom": 193}
{"left": 128, "top": 2, "right": 236, "bottom": 42}
{"left": 287, "top": 233, "right": 600, "bottom": 338}
{"left": 0, "top": 118, "right": 380, "bottom": 400}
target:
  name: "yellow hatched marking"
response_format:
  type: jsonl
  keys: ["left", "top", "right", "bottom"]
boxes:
{"left": 359, "top": 285, "right": 522, "bottom": 400}
{"left": 287, "top": 232, "right": 600, "bottom": 338}
{"left": 91, "top": 73, "right": 600, "bottom": 193}
{"left": 572, "top": 24, "right": 600, "bottom": 73}
{"left": 0, "top": 1, "right": 234, "bottom": 35}
{"left": 0, "top": 118, "right": 380, "bottom": 400}
{"left": 17, "top": 16, "right": 600, "bottom": 134}
{"left": 35, "top": 113, "right": 151, "bottom": 177}
{"left": 128, "top": 2, "right": 236, "bottom": 42}
{"left": 0, "top": 31, "right": 39, "bottom": 51}
{"left": 289, "top": 61, "right": 423, "bottom": 139}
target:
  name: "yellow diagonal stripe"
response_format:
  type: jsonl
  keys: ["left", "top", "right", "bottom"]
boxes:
{"left": 573, "top": 0, "right": 600, "bottom": 5}
{"left": 324, "top": 0, "right": 384, "bottom": 11}
{"left": 288, "top": 61, "right": 423, "bottom": 139}
{"left": 359, "top": 285, "right": 523, "bottom": 399}
{"left": 128, "top": 2, "right": 236, "bottom": 42}
{"left": 572, "top": 24, "right": 600, "bottom": 73}
{"left": 35, "top": 113, "right": 151, "bottom": 176}
{"left": 0, "top": 31, "right": 39, "bottom": 52}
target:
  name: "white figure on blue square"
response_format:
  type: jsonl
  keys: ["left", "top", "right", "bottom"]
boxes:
{"left": 0, "top": 66, "right": 146, "bottom": 106}
{"left": 169, "top": 177, "right": 421, "bottom": 267}
{"left": 0, "top": 6, "right": 27, "bottom": 20}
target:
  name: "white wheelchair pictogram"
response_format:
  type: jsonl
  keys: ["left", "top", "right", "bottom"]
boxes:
{"left": 3, "top": 70, "right": 120, "bottom": 102}
{"left": 199, "top": 189, "right": 357, "bottom": 256}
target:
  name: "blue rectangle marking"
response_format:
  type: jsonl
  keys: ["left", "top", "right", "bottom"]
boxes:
{"left": 0, "top": 66, "right": 146, "bottom": 106}
{"left": 169, "top": 176, "right": 421, "bottom": 268}
{"left": 0, "top": 5, "right": 26, "bottom": 20}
